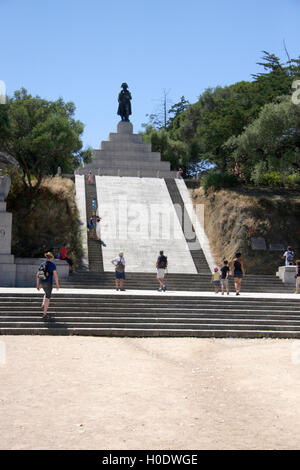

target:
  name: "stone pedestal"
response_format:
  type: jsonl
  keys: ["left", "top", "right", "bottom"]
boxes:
{"left": 117, "top": 121, "right": 133, "bottom": 134}
{"left": 276, "top": 265, "right": 296, "bottom": 285}
{"left": 0, "top": 201, "right": 16, "bottom": 287}
{"left": 76, "top": 121, "right": 177, "bottom": 178}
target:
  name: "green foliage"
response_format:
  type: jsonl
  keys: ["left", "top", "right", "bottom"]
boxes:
{"left": 286, "top": 173, "right": 300, "bottom": 187}
{"left": 201, "top": 170, "right": 241, "bottom": 191}
{"left": 142, "top": 125, "right": 189, "bottom": 170}
{"left": 141, "top": 51, "right": 300, "bottom": 182}
{"left": 257, "top": 172, "right": 284, "bottom": 187}
{"left": 0, "top": 88, "right": 92, "bottom": 191}
{"left": 226, "top": 96, "right": 300, "bottom": 182}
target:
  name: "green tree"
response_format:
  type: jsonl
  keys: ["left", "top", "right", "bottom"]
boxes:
{"left": 146, "top": 51, "right": 300, "bottom": 176}
{"left": 0, "top": 88, "right": 92, "bottom": 190}
{"left": 224, "top": 96, "right": 300, "bottom": 182}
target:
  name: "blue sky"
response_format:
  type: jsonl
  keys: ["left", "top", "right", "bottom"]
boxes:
{"left": 1, "top": 0, "right": 299, "bottom": 149}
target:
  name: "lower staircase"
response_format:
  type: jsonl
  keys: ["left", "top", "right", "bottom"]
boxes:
{"left": 61, "top": 272, "right": 293, "bottom": 293}
{"left": 1, "top": 177, "right": 296, "bottom": 339}
{"left": 0, "top": 293, "right": 299, "bottom": 338}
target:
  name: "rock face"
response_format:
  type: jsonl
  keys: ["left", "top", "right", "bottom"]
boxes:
{"left": 0, "top": 152, "right": 18, "bottom": 168}
{"left": 0, "top": 174, "right": 11, "bottom": 203}
{"left": 76, "top": 121, "right": 177, "bottom": 178}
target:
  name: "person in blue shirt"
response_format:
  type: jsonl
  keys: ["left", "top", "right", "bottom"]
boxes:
{"left": 36, "top": 252, "right": 60, "bottom": 319}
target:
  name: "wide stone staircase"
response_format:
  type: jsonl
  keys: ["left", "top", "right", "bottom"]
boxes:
{"left": 0, "top": 292, "right": 299, "bottom": 338}
{"left": 1, "top": 175, "right": 296, "bottom": 339}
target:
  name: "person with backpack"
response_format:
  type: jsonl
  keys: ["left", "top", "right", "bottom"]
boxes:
{"left": 156, "top": 250, "right": 168, "bottom": 292}
{"left": 88, "top": 215, "right": 96, "bottom": 239}
{"left": 36, "top": 252, "right": 60, "bottom": 319}
{"left": 111, "top": 252, "right": 126, "bottom": 291}
{"left": 283, "top": 246, "right": 295, "bottom": 266}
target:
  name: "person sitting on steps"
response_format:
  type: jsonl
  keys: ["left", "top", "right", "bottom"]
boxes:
{"left": 59, "top": 243, "right": 74, "bottom": 273}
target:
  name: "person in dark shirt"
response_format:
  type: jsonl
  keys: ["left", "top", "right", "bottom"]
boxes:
{"left": 220, "top": 260, "right": 230, "bottom": 295}
{"left": 156, "top": 250, "right": 168, "bottom": 292}
{"left": 231, "top": 252, "right": 245, "bottom": 296}
{"left": 36, "top": 252, "right": 60, "bottom": 319}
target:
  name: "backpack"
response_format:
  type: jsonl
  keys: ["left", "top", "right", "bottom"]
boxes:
{"left": 287, "top": 251, "right": 294, "bottom": 263}
{"left": 115, "top": 260, "right": 125, "bottom": 273}
{"left": 37, "top": 261, "right": 50, "bottom": 281}
{"left": 158, "top": 255, "right": 167, "bottom": 269}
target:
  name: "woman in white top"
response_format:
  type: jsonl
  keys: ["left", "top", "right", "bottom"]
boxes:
{"left": 96, "top": 217, "right": 106, "bottom": 247}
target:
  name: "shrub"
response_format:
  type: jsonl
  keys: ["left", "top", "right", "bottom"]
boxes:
{"left": 259, "top": 172, "right": 284, "bottom": 187}
{"left": 202, "top": 171, "right": 240, "bottom": 191}
{"left": 285, "top": 173, "right": 300, "bottom": 187}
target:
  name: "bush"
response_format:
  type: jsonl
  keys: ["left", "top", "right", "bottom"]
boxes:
{"left": 259, "top": 172, "right": 284, "bottom": 187}
{"left": 202, "top": 171, "right": 240, "bottom": 191}
{"left": 285, "top": 173, "right": 300, "bottom": 187}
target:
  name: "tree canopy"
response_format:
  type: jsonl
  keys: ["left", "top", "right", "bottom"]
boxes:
{"left": 0, "top": 88, "right": 92, "bottom": 190}
{"left": 142, "top": 51, "right": 300, "bottom": 182}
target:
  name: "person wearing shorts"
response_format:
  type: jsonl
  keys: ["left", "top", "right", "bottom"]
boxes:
{"left": 156, "top": 251, "right": 168, "bottom": 292}
{"left": 36, "top": 252, "right": 60, "bottom": 319}
{"left": 111, "top": 252, "right": 126, "bottom": 291}
{"left": 211, "top": 267, "right": 221, "bottom": 293}
{"left": 220, "top": 260, "right": 230, "bottom": 295}
{"left": 231, "top": 252, "right": 245, "bottom": 296}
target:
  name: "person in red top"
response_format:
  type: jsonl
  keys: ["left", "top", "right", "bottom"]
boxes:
{"left": 60, "top": 243, "right": 74, "bottom": 273}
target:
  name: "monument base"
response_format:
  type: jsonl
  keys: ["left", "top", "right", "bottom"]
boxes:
{"left": 117, "top": 120, "right": 133, "bottom": 134}
{"left": 0, "top": 263, "right": 16, "bottom": 287}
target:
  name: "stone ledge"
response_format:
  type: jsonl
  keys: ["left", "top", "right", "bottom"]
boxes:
{"left": 276, "top": 265, "right": 297, "bottom": 284}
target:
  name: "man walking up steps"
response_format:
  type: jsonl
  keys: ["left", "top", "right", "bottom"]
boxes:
{"left": 156, "top": 250, "right": 168, "bottom": 292}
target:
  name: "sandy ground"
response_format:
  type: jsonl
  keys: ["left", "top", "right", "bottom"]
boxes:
{"left": 1, "top": 336, "right": 300, "bottom": 450}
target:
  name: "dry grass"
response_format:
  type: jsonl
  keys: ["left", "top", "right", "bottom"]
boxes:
{"left": 8, "top": 176, "right": 82, "bottom": 266}
{"left": 192, "top": 187, "right": 300, "bottom": 274}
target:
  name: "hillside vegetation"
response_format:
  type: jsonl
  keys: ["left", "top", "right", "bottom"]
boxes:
{"left": 192, "top": 186, "right": 300, "bottom": 274}
{"left": 6, "top": 172, "right": 82, "bottom": 265}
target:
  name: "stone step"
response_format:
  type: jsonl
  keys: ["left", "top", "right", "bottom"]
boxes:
{"left": 91, "top": 155, "right": 170, "bottom": 169}
{"left": 59, "top": 282, "right": 292, "bottom": 292}
{"left": 1, "top": 296, "right": 297, "bottom": 304}
{"left": 2, "top": 319, "right": 300, "bottom": 329}
{"left": 100, "top": 142, "right": 153, "bottom": 153}
{"left": 1, "top": 327, "right": 299, "bottom": 339}
{"left": 108, "top": 133, "right": 143, "bottom": 144}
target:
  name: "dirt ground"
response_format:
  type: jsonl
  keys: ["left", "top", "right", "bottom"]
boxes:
{"left": 1, "top": 336, "right": 300, "bottom": 450}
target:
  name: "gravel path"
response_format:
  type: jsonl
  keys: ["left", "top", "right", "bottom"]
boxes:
{"left": 1, "top": 336, "right": 300, "bottom": 450}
